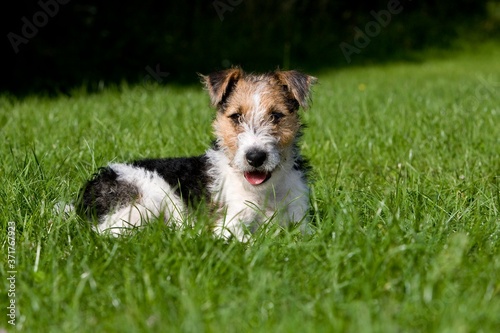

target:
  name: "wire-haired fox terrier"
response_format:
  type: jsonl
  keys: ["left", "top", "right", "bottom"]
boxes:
{"left": 77, "top": 67, "right": 317, "bottom": 241}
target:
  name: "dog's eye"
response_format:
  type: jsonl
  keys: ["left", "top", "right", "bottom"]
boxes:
{"left": 229, "top": 113, "right": 242, "bottom": 124}
{"left": 270, "top": 112, "right": 285, "bottom": 124}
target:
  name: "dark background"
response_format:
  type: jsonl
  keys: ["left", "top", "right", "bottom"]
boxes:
{"left": 1, "top": 0, "right": 498, "bottom": 95}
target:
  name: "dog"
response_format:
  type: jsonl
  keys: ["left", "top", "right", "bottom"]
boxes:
{"left": 76, "top": 67, "right": 317, "bottom": 241}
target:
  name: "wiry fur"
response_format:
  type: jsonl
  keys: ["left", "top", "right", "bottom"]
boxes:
{"left": 77, "top": 67, "right": 317, "bottom": 241}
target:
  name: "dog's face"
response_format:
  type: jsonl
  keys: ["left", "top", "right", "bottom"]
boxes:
{"left": 202, "top": 68, "right": 316, "bottom": 186}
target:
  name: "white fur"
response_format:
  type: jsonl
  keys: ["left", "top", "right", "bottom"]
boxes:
{"left": 232, "top": 89, "right": 281, "bottom": 173}
{"left": 233, "top": 122, "right": 281, "bottom": 173}
{"left": 96, "top": 163, "right": 185, "bottom": 235}
{"left": 206, "top": 148, "right": 309, "bottom": 241}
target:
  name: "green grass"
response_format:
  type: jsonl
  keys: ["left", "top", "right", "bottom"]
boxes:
{"left": 1, "top": 42, "right": 499, "bottom": 332}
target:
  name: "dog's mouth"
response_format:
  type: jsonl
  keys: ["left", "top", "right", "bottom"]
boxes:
{"left": 244, "top": 171, "right": 271, "bottom": 186}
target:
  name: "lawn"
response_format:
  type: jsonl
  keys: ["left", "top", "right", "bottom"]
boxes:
{"left": 1, "top": 42, "right": 499, "bottom": 332}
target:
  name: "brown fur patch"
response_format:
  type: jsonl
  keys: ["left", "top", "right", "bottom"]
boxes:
{"left": 200, "top": 67, "right": 243, "bottom": 107}
{"left": 214, "top": 113, "right": 241, "bottom": 157}
{"left": 208, "top": 69, "right": 316, "bottom": 157}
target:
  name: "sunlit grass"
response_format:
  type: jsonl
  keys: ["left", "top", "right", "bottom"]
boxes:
{"left": 0, "top": 43, "right": 499, "bottom": 332}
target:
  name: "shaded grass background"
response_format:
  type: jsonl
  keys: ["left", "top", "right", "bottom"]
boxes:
{"left": 1, "top": 43, "right": 499, "bottom": 332}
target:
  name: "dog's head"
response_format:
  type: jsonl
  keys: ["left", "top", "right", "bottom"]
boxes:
{"left": 201, "top": 67, "right": 316, "bottom": 186}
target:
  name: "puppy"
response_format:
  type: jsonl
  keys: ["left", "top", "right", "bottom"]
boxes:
{"left": 77, "top": 67, "right": 317, "bottom": 241}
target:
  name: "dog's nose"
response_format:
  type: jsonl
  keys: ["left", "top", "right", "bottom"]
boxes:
{"left": 246, "top": 149, "right": 267, "bottom": 167}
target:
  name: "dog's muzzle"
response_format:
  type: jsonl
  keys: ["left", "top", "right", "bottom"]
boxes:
{"left": 244, "top": 148, "right": 272, "bottom": 185}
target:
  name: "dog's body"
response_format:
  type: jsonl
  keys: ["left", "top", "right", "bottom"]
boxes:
{"left": 77, "top": 68, "right": 316, "bottom": 241}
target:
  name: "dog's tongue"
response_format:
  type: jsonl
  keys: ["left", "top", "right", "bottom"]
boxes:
{"left": 244, "top": 171, "right": 269, "bottom": 185}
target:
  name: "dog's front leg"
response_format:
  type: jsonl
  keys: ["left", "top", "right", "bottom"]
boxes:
{"left": 213, "top": 205, "right": 261, "bottom": 242}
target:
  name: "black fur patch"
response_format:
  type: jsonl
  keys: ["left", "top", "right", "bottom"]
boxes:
{"left": 132, "top": 155, "right": 211, "bottom": 205}
{"left": 293, "top": 155, "right": 311, "bottom": 176}
{"left": 292, "top": 138, "right": 311, "bottom": 180}
{"left": 77, "top": 155, "right": 212, "bottom": 222}
{"left": 76, "top": 167, "right": 140, "bottom": 220}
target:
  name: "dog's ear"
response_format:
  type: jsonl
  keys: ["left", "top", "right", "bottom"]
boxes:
{"left": 200, "top": 67, "right": 243, "bottom": 108}
{"left": 274, "top": 70, "right": 317, "bottom": 109}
